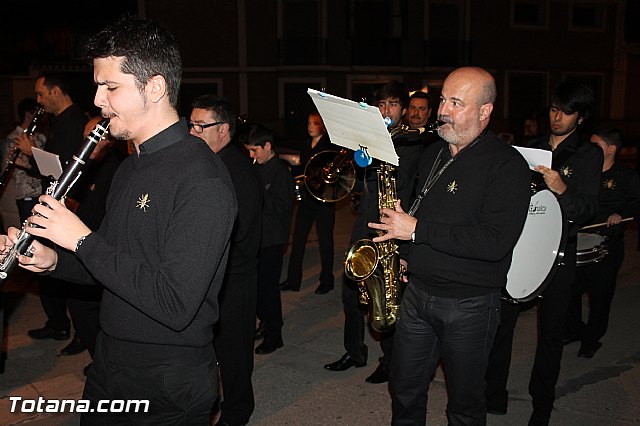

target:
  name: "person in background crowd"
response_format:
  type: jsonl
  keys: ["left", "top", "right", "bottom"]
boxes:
{"left": 17, "top": 73, "right": 88, "bottom": 356}
{"left": 565, "top": 127, "right": 640, "bottom": 358}
{"left": 6, "top": 97, "right": 46, "bottom": 223}
{"left": 280, "top": 112, "right": 337, "bottom": 294}
{"left": 190, "top": 94, "right": 262, "bottom": 426}
{"left": 244, "top": 123, "right": 295, "bottom": 355}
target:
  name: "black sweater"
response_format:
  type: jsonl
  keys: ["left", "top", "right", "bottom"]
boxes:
{"left": 53, "top": 120, "right": 237, "bottom": 348}
{"left": 257, "top": 156, "right": 294, "bottom": 248}
{"left": 409, "top": 131, "right": 531, "bottom": 298}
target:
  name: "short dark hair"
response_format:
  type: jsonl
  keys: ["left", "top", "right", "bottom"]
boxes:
{"left": 17, "top": 97, "right": 39, "bottom": 123}
{"left": 410, "top": 90, "right": 430, "bottom": 104}
{"left": 592, "top": 126, "right": 624, "bottom": 152}
{"left": 191, "top": 94, "right": 236, "bottom": 138}
{"left": 245, "top": 123, "right": 274, "bottom": 148}
{"left": 85, "top": 15, "right": 182, "bottom": 107}
{"left": 372, "top": 80, "right": 409, "bottom": 108}
{"left": 550, "top": 80, "right": 595, "bottom": 121}
{"left": 38, "top": 73, "right": 71, "bottom": 96}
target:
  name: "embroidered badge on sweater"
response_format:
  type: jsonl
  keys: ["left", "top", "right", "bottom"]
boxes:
{"left": 136, "top": 193, "right": 151, "bottom": 212}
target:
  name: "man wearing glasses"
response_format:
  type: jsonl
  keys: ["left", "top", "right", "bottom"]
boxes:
{"left": 190, "top": 95, "right": 263, "bottom": 426}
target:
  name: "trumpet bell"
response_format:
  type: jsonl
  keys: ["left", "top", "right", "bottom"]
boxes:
{"left": 344, "top": 239, "right": 379, "bottom": 281}
{"left": 304, "top": 150, "right": 356, "bottom": 203}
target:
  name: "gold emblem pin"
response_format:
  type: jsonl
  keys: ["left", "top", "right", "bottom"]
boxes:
{"left": 447, "top": 180, "right": 458, "bottom": 194}
{"left": 560, "top": 166, "right": 572, "bottom": 177}
{"left": 604, "top": 179, "right": 616, "bottom": 190}
{"left": 136, "top": 193, "right": 151, "bottom": 212}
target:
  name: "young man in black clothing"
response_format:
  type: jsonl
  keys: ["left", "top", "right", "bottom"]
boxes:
{"left": 485, "top": 80, "right": 603, "bottom": 425}
{"left": 190, "top": 94, "right": 263, "bottom": 426}
{"left": 565, "top": 127, "right": 640, "bottom": 358}
{"left": 370, "top": 67, "right": 531, "bottom": 425}
{"left": 324, "top": 81, "right": 425, "bottom": 385}
{"left": 244, "top": 123, "right": 295, "bottom": 355}
{"left": 2, "top": 17, "right": 237, "bottom": 424}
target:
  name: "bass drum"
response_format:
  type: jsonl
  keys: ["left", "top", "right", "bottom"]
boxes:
{"left": 505, "top": 190, "right": 566, "bottom": 302}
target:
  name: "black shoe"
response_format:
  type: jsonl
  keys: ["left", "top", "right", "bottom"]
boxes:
{"left": 279, "top": 281, "right": 299, "bottom": 292}
{"left": 60, "top": 337, "right": 87, "bottom": 356}
{"left": 577, "top": 341, "right": 602, "bottom": 358}
{"left": 255, "top": 325, "right": 266, "bottom": 341}
{"left": 314, "top": 284, "right": 334, "bottom": 295}
{"left": 83, "top": 363, "right": 93, "bottom": 376}
{"left": 255, "top": 338, "right": 283, "bottom": 355}
{"left": 487, "top": 407, "right": 507, "bottom": 416}
{"left": 365, "top": 363, "right": 389, "bottom": 384}
{"left": 324, "top": 353, "right": 366, "bottom": 371}
{"left": 28, "top": 326, "right": 70, "bottom": 341}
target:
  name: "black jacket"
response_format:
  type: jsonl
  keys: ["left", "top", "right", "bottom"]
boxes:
{"left": 529, "top": 130, "right": 603, "bottom": 239}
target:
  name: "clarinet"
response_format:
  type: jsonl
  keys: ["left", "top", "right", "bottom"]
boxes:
{"left": 0, "top": 118, "right": 110, "bottom": 279}
{"left": 0, "top": 106, "right": 45, "bottom": 190}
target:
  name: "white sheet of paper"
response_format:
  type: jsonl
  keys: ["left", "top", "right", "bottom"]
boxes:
{"left": 307, "top": 89, "right": 399, "bottom": 166}
{"left": 514, "top": 146, "right": 552, "bottom": 170}
{"left": 32, "top": 147, "right": 63, "bottom": 180}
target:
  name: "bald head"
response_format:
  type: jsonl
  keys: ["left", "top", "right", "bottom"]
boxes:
{"left": 447, "top": 67, "right": 496, "bottom": 106}
{"left": 437, "top": 67, "right": 496, "bottom": 150}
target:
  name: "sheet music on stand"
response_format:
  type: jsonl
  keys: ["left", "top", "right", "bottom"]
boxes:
{"left": 307, "top": 88, "right": 398, "bottom": 166}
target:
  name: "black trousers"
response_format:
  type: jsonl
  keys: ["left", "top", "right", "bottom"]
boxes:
{"left": 391, "top": 284, "right": 501, "bottom": 426}
{"left": 286, "top": 199, "right": 335, "bottom": 290}
{"left": 341, "top": 276, "right": 394, "bottom": 365}
{"left": 256, "top": 244, "right": 284, "bottom": 342}
{"left": 214, "top": 271, "right": 257, "bottom": 425}
{"left": 67, "top": 285, "right": 102, "bottom": 356}
{"left": 566, "top": 236, "right": 624, "bottom": 346}
{"left": 81, "top": 333, "right": 217, "bottom": 425}
{"left": 486, "top": 244, "right": 576, "bottom": 420}
{"left": 39, "top": 277, "right": 71, "bottom": 333}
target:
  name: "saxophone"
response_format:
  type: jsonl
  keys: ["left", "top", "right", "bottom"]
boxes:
{"left": 344, "top": 163, "right": 402, "bottom": 332}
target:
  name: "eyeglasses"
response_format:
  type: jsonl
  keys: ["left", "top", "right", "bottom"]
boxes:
{"left": 188, "top": 121, "right": 225, "bottom": 134}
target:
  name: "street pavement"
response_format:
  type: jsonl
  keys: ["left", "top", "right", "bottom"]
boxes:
{"left": 1, "top": 201, "right": 639, "bottom": 425}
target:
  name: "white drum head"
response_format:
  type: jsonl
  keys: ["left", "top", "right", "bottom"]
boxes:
{"left": 506, "top": 190, "right": 564, "bottom": 302}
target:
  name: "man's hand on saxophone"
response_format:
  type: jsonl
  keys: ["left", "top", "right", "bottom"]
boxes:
{"left": 27, "top": 194, "right": 92, "bottom": 253}
{"left": 368, "top": 200, "right": 417, "bottom": 242}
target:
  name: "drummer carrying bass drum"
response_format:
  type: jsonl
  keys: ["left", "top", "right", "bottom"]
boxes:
{"left": 485, "top": 80, "right": 603, "bottom": 426}
{"left": 565, "top": 127, "right": 640, "bottom": 358}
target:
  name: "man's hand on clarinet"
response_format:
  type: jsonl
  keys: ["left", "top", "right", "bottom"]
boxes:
{"left": 369, "top": 200, "right": 417, "bottom": 243}
{"left": 0, "top": 227, "right": 58, "bottom": 273}
{"left": 27, "top": 194, "right": 91, "bottom": 253}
